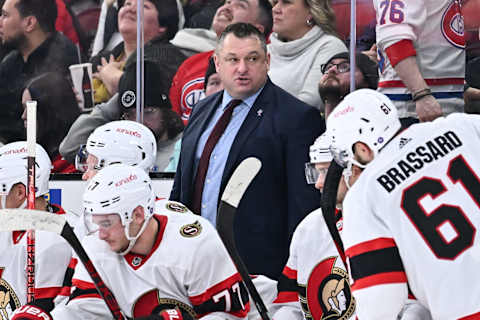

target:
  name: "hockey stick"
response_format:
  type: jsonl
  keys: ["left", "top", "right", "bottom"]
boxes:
{"left": 0, "top": 209, "right": 125, "bottom": 320}
{"left": 26, "top": 100, "right": 37, "bottom": 303}
{"left": 320, "top": 161, "right": 346, "bottom": 265}
{"left": 216, "top": 157, "right": 271, "bottom": 320}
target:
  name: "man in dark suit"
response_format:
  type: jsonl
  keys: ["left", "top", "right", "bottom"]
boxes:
{"left": 170, "top": 23, "right": 324, "bottom": 280}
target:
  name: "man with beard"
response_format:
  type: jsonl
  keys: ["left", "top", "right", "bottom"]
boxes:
{"left": 318, "top": 52, "right": 378, "bottom": 118}
{"left": 0, "top": 0, "right": 77, "bottom": 144}
{"left": 60, "top": 60, "right": 184, "bottom": 172}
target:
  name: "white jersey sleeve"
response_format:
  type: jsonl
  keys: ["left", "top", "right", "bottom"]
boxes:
{"left": 342, "top": 114, "right": 480, "bottom": 320}
{"left": 0, "top": 230, "right": 71, "bottom": 318}
{"left": 273, "top": 209, "right": 356, "bottom": 319}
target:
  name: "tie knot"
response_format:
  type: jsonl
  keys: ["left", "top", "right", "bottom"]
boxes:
{"left": 227, "top": 99, "right": 243, "bottom": 110}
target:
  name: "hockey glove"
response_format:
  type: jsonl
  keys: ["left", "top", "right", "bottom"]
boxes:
{"left": 11, "top": 304, "right": 53, "bottom": 320}
{"left": 134, "top": 308, "right": 184, "bottom": 320}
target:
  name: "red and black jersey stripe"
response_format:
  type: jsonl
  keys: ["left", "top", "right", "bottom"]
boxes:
{"left": 189, "top": 273, "right": 250, "bottom": 318}
{"left": 346, "top": 238, "right": 407, "bottom": 291}
{"left": 274, "top": 266, "right": 299, "bottom": 303}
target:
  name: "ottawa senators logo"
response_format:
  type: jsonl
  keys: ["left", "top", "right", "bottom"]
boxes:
{"left": 180, "top": 221, "right": 202, "bottom": 238}
{"left": 132, "top": 290, "right": 196, "bottom": 319}
{"left": 0, "top": 268, "right": 21, "bottom": 319}
{"left": 166, "top": 201, "right": 188, "bottom": 213}
{"left": 441, "top": 0, "right": 465, "bottom": 49}
{"left": 301, "top": 257, "right": 355, "bottom": 319}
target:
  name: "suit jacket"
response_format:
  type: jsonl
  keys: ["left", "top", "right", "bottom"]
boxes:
{"left": 170, "top": 78, "right": 324, "bottom": 279}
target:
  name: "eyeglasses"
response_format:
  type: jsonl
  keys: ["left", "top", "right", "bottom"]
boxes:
{"left": 321, "top": 61, "right": 350, "bottom": 74}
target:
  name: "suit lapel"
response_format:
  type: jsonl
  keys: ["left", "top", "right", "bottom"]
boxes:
{"left": 220, "top": 80, "right": 274, "bottom": 190}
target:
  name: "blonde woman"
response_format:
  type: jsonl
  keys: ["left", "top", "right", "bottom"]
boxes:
{"left": 268, "top": 0, "right": 347, "bottom": 111}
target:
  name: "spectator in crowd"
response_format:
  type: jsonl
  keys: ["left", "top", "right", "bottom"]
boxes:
{"left": 55, "top": 0, "right": 79, "bottom": 46}
{"left": 170, "top": 23, "right": 323, "bottom": 280}
{"left": 0, "top": 0, "right": 78, "bottom": 144}
{"left": 204, "top": 55, "right": 224, "bottom": 96}
{"left": 169, "top": 0, "right": 273, "bottom": 124}
{"left": 60, "top": 59, "right": 184, "bottom": 172}
{"left": 169, "top": 0, "right": 219, "bottom": 58}
{"left": 318, "top": 51, "right": 378, "bottom": 117}
{"left": 21, "top": 72, "right": 81, "bottom": 173}
{"left": 165, "top": 56, "right": 223, "bottom": 173}
{"left": 91, "top": 0, "right": 123, "bottom": 56}
{"left": 374, "top": 0, "right": 465, "bottom": 121}
{"left": 91, "top": 0, "right": 185, "bottom": 56}
{"left": 268, "top": 0, "right": 346, "bottom": 111}
{"left": 463, "top": 56, "right": 480, "bottom": 114}
{"left": 91, "top": 0, "right": 185, "bottom": 104}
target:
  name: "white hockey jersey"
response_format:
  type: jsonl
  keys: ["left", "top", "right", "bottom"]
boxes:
{"left": 342, "top": 113, "right": 480, "bottom": 319}
{"left": 273, "top": 208, "right": 356, "bottom": 319}
{"left": 0, "top": 229, "right": 71, "bottom": 319}
{"left": 374, "top": 0, "right": 465, "bottom": 118}
{"left": 51, "top": 200, "right": 250, "bottom": 319}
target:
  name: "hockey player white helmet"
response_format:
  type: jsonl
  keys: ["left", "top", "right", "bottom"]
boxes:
{"left": 83, "top": 164, "right": 156, "bottom": 255}
{"left": 76, "top": 120, "right": 157, "bottom": 173}
{"left": 305, "top": 133, "right": 333, "bottom": 184}
{"left": 0, "top": 142, "right": 52, "bottom": 203}
{"left": 326, "top": 89, "right": 401, "bottom": 169}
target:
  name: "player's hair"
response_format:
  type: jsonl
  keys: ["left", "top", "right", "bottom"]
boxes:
{"left": 304, "top": 0, "right": 338, "bottom": 36}
{"left": 15, "top": 0, "right": 57, "bottom": 33}
{"left": 217, "top": 22, "right": 267, "bottom": 55}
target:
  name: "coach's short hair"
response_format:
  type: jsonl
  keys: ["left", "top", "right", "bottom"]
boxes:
{"left": 217, "top": 23, "right": 267, "bottom": 55}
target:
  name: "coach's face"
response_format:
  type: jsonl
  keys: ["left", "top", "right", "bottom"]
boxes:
{"left": 214, "top": 33, "right": 269, "bottom": 100}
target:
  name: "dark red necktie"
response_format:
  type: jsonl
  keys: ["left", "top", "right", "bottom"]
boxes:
{"left": 192, "top": 99, "right": 243, "bottom": 214}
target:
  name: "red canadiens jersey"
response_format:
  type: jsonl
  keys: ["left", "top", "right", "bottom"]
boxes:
{"left": 0, "top": 206, "right": 71, "bottom": 317}
{"left": 169, "top": 51, "right": 212, "bottom": 124}
{"left": 273, "top": 208, "right": 356, "bottom": 319}
{"left": 374, "top": 0, "right": 465, "bottom": 118}
{"left": 342, "top": 114, "right": 480, "bottom": 319}
{"left": 51, "top": 200, "right": 250, "bottom": 319}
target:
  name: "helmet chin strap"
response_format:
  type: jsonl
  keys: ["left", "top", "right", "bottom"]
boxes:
{"left": 343, "top": 159, "right": 366, "bottom": 189}
{"left": 118, "top": 216, "right": 151, "bottom": 256}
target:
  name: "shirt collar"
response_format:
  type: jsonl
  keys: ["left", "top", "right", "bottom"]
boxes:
{"left": 221, "top": 85, "right": 265, "bottom": 111}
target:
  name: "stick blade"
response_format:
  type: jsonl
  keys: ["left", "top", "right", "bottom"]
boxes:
{"left": 221, "top": 157, "right": 262, "bottom": 208}
{"left": 0, "top": 209, "right": 66, "bottom": 234}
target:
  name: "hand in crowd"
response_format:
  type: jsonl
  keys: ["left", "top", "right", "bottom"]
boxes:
{"left": 415, "top": 94, "right": 443, "bottom": 122}
{"left": 93, "top": 55, "right": 124, "bottom": 96}
{"left": 362, "top": 43, "right": 378, "bottom": 63}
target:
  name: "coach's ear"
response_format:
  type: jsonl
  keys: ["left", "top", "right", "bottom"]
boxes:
{"left": 353, "top": 142, "right": 374, "bottom": 165}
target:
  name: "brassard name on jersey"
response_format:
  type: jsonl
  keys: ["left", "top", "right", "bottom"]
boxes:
{"left": 377, "top": 131, "right": 462, "bottom": 193}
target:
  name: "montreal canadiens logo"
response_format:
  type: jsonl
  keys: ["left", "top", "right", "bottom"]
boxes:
{"left": 441, "top": 1, "right": 465, "bottom": 49}
{"left": 121, "top": 90, "right": 136, "bottom": 108}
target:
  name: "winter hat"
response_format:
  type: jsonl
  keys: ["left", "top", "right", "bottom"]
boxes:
{"left": 204, "top": 56, "right": 217, "bottom": 90}
{"left": 118, "top": 60, "right": 172, "bottom": 112}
